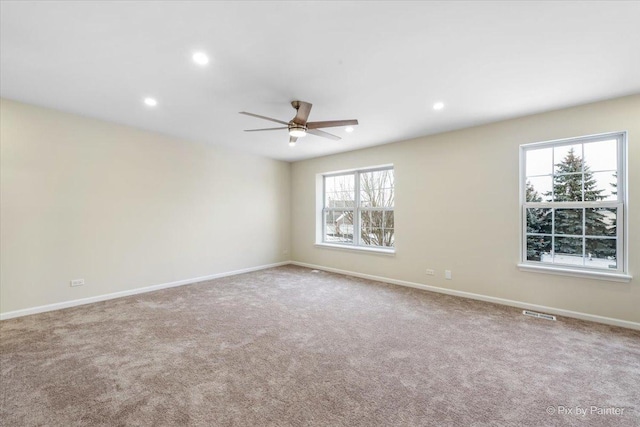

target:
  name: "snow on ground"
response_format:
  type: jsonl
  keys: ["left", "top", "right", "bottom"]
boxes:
{"left": 541, "top": 254, "right": 616, "bottom": 269}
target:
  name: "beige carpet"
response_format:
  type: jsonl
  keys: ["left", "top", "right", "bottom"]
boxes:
{"left": 1, "top": 265, "right": 638, "bottom": 426}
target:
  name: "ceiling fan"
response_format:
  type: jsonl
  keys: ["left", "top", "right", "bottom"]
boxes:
{"left": 240, "top": 101, "right": 358, "bottom": 146}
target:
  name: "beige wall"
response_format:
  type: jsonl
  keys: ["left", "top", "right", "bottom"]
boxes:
{"left": 0, "top": 99, "right": 291, "bottom": 314}
{"left": 2, "top": 95, "right": 638, "bottom": 324}
{"left": 291, "top": 95, "right": 640, "bottom": 324}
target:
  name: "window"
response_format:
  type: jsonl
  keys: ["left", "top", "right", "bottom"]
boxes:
{"left": 519, "top": 132, "right": 630, "bottom": 281}
{"left": 320, "top": 166, "right": 394, "bottom": 251}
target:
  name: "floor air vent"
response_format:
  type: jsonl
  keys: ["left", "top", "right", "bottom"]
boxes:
{"left": 523, "top": 310, "right": 557, "bottom": 321}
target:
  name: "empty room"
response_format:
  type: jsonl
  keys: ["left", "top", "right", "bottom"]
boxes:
{"left": 1, "top": 1, "right": 639, "bottom": 426}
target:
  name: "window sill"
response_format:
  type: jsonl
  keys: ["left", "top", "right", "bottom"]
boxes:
{"left": 315, "top": 243, "right": 396, "bottom": 256}
{"left": 517, "top": 263, "right": 632, "bottom": 283}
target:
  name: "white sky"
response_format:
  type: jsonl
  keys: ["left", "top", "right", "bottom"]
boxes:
{"left": 526, "top": 139, "right": 618, "bottom": 200}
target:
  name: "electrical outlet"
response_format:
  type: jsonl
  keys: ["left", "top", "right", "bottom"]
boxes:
{"left": 70, "top": 279, "right": 84, "bottom": 287}
{"left": 445, "top": 270, "right": 452, "bottom": 280}
{"left": 426, "top": 269, "right": 435, "bottom": 276}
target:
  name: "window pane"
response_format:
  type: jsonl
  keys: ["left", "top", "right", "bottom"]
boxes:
{"left": 324, "top": 210, "right": 354, "bottom": 243}
{"left": 554, "top": 144, "right": 582, "bottom": 174}
{"left": 526, "top": 147, "right": 552, "bottom": 176}
{"left": 325, "top": 174, "right": 354, "bottom": 208}
{"left": 526, "top": 208, "right": 551, "bottom": 234}
{"left": 585, "top": 238, "right": 617, "bottom": 269}
{"left": 360, "top": 210, "right": 395, "bottom": 247}
{"left": 526, "top": 235, "right": 552, "bottom": 262}
{"left": 363, "top": 229, "right": 382, "bottom": 246}
{"left": 552, "top": 173, "right": 583, "bottom": 202}
{"left": 383, "top": 210, "right": 394, "bottom": 230}
{"left": 583, "top": 139, "right": 616, "bottom": 172}
{"left": 329, "top": 192, "right": 355, "bottom": 208}
{"left": 360, "top": 169, "right": 394, "bottom": 208}
{"left": 554, "top": 237, "right": 584, "bottom": 265}
{"left": 584, "top": 171, "right": 617, "bottom": 201}
{"left": 360, "top": 189, "right": 393, "bottom": 208}
{"left": 526, "top": 177, "right": 552, "bottom": 202}
{"left": 360, "top": 210, "right": 384, "bottom": 246}
{"left": 383, "top": 211, "right": 395, "bottom": 247}
{"left": 585, "top": 208, "right": 616, "bottom": 236}
{"left": 554, "top": 208, "right": 582, "bottom": 235}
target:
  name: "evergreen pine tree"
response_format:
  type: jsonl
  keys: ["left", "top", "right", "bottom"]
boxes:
{"left": 525, "top": 182, "right": 550, "bottom": 260}
{"left": 547, "top": 148, "right": 615, "bottom": 259}
{"left": 609, "top": 172, "right": 618, "bottom": 231}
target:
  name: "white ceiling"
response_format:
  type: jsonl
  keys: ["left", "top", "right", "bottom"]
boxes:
{"left": 2, "top": 1, "right": 639, "bottom": 162}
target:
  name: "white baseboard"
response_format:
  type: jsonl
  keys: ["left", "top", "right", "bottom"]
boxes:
{"left": 5, "top": 260, "right": 638, "bottom": 331}
{"left": 0, "top": 261, "right": 290, "bottom": 321}
{"left": 290, "top": 261, "right": 640, "bottom": 331}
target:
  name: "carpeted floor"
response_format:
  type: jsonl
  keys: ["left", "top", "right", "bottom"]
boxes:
{"left": 1, "top": 265, "right": 638, "bottom": 426}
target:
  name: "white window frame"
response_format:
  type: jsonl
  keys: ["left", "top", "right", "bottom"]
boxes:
{"left": 316, "top": 165, "right": 395, "bottom": 255}
{"left": 518, "top": 131, "right": 631, "bottom": 282}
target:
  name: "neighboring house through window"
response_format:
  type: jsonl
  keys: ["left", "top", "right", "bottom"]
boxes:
{"left": 519, "top": 132, "right": 630, "bottom": 281}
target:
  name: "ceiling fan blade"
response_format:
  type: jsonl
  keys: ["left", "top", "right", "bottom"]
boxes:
{"left": 307, "top": 128, "right": 341, "bottom": 141}
{"left": 307, "top": 119, "right": 359, "bottom": 129}
{"left": 244, "top": 127, "right": 288, "bottom": 132}
{"left": 239, "top": 111, "right": 288, "bottom": 125}
{"left": 292, "top": 101, "right": 312, "bottom": 125}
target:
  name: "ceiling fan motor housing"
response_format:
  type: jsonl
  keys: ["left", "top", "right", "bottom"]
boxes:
{"left": 288, "top": 123, "right": 307, "bottom": 137}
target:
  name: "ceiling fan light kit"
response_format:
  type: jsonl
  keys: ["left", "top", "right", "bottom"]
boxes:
{"left": 288, "top": 126, "right": 307, "bottom": 138}
{"left": 240, "top": 100, "right": 358, "bottom": 145}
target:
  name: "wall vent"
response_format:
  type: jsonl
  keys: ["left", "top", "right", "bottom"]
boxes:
{"left": 523, "top": 310, "right": 557, "bottom": 321}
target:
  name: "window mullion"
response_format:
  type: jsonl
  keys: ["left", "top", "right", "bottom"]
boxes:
{"left": 551, "top": 208, "right": 555, "bottom": 261}
{"left": 581, "top": 142, "right": 585, "bottom": 204}
{"left": 354, "top": 171, "right": 360, "bottom": 246}
{"left": 322, "top": 176, "right": 327, "bottom": 243}
{"left": 617, "top": 205, "right": 623, "bottom": 272}
{"left": 551, "top": 146, "right": 555, "bottom": 202}
{"left": 617, "top": 135, "right": 624, "bottom": 204}
{"left": 582, "top": 207, "right": 586, "bottom": 266}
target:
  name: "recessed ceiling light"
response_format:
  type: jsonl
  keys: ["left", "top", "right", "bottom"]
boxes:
{"left": 345, "top": 126, "right": 354, "bottom": 133}
{"left": 144, "top": 97, "right": 158, "bottom": 107}
{"left": 192, "top": 52, "right": 209, "bottom": 66}
{"left": 433, "top": 102, "right": 445, "bottom": 110}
